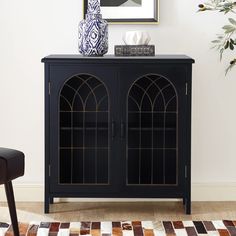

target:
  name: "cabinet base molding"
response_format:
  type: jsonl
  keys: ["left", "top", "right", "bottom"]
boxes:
{"left": 0, "top": 183, "right": 235, "bottom": 202}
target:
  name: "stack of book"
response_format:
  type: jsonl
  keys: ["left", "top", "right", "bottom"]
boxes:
{"left": 115, "top": 45, "right": 155, "bottom": 57}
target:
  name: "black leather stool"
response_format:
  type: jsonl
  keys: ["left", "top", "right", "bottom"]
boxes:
{"left": 0, "top": 147, "right": 24, "bottom": 236}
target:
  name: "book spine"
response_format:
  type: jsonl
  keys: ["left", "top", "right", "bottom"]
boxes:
{"left": 115, "top": 45, "right": 155, "bottom": 56}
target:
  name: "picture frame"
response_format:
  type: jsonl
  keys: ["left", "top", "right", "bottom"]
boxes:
{"left": 83, "top": 0, "right": 159, "bottom": 24}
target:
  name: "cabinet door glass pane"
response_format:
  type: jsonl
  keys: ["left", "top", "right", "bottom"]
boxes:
{"left": 59, "top": 74, "right": 109, "bottom": 184}
{"left": 127, "top": 74, "right": 178, "bottom": 185}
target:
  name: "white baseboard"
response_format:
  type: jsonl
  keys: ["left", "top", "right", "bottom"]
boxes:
{"left": 0, "top": 184, "right": 44, "bottom": 202}
{"left": 1, "top": 183, "right": 236, "bottom": 202}
{"left": 192, "top": 182, "right": 236, "bottom": 201}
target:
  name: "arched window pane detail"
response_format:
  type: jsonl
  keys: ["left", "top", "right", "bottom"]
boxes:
{"left": 59, "top": 74, "right": 109, "bottom": 185}
{"left": 127, "top": 74, "right": 178, "bottom": 185}
{"left": 72, "top": 94, "right": 84, "bottom": 111}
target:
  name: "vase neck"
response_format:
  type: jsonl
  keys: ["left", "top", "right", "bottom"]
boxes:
{"left": 87, "top": 0, "right": 101, "bottom": 14}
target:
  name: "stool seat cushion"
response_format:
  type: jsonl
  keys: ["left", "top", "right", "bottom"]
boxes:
{"left": 0, "top": 147, "right": 25, "bottom": 185}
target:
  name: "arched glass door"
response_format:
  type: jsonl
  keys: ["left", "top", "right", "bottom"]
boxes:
{"left": 59, "top": 74, "right": 109, "bottom": 185}
{"left": 127, "top": 74, "right": 178, "bottom": 185}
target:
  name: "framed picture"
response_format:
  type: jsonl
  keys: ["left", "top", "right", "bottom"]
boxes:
{"left": 83, "top": 0, "right": 159, "bottom": 24}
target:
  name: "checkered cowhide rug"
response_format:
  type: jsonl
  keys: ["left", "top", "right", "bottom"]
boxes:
{"left": 1, "top": 220, "right": 236, "bottom": 236}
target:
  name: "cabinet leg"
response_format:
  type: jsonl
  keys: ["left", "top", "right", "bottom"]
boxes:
{"left": 185, "top": 197, "right": 191, "bottom": 215}
{"left": 44, "top": 197, "right": 50, "bottom": 214}
{"left": 183, "top": 197, "right": 185, "bottom": 205}
{"left": 49, "top": 197, "right": 54, "bottom": 204}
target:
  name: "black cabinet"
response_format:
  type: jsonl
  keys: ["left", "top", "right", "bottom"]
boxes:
{"left": 42, "top": 55, "right": 194, "bottom": 214}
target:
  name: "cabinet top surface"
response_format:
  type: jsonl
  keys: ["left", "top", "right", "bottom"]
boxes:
{"left": 42, "top": 54, "right": 195, "bottom": 64}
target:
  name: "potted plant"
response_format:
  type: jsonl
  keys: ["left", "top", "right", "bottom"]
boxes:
{"left": 198, "top": 0, "right": 236, "bottom": 73}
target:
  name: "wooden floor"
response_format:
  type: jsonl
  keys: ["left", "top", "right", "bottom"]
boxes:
{"left": 1, "top": 201, "right": 236, "bottom": 222}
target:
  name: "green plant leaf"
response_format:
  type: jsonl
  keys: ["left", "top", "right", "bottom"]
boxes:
{"left": 225, "top": 27, "right": 236, "bottom": 33}
{"left": 225, "top": 63, "right": 235, "bottom": 75}
{"left": 225, "top": 41, "right": 229, "bottom": 49}
{"left": 222, "top": 25, "right": 233, "bottom": 30}
{"left": 222, "top": 25, "right": 236, "bottom": 33}
{"left": 220, "top": 48, "right": 224, "bottom": 61}
{"left": 229, "top": 18, "right": 236, "bottom": 25}
{"left": 230, "top": 43, "right": 234, "bottom": 50}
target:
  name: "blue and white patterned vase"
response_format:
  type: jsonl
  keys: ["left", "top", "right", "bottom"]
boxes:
{"left": 79, "top": 0, "right": 108, "bottom": 56}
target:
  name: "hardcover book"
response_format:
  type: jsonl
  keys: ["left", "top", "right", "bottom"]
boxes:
{"left": 115, "top": 45, "right": 155, "bottom": 56}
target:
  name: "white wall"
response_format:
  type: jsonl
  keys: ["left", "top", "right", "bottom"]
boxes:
{"left": 0, "top": 0, "right": 236, "bottom": 200}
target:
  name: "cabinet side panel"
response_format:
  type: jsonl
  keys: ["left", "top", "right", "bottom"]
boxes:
{"left": 185, "top": 64, "right": 192, "bottom": 214}
{"left": 44, "top": 63, "right": 50, "bottom": 213}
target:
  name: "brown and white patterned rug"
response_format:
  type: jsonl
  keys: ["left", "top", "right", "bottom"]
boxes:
{"left": 1, "top": 220, "right": 236, "bottom": 236}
